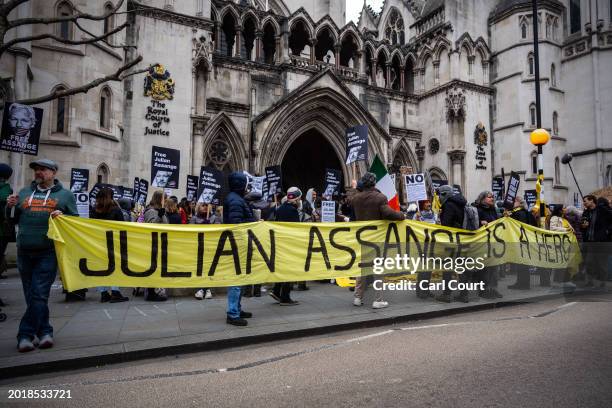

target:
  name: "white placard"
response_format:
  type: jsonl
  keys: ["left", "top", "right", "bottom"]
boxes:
{"left": 74, "top": 193, "right": 90, "bottom": 218}
{"left": 404, "top": 173, "right": 428, "bottom": 202}
{"left": 321, "top": 201, "right": 336, "bottom": 223}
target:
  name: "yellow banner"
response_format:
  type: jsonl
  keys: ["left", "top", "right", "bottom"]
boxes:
{"left": 48, "top": 216, "right": 582, "bottom": 291}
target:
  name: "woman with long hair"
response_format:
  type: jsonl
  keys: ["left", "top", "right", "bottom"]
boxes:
{"left": 90, "top": 188, "right": 129, "bottom": 303}
{"left": 165, "top": 198, "right": 182, "bottom": 224}
{"left": 143, "top": 191, "right": 169, "bottom": 301}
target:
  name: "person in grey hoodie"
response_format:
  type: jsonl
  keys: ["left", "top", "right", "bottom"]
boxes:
{"left": 6, "top": 159, "right": 78, "bottom": 352}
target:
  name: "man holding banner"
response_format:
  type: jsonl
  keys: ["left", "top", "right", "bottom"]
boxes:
{"left": 6, "top": 159, "right": 78, "bottom": 352}
{"left": 223, "top": 172, "right": 255, "bottom": 326}
{"left": 350, "top": 172, "right": 405, "bottom": 309}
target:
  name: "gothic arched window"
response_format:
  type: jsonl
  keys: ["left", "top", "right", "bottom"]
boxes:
{"left": 56, "top": 1, "right": 73, "bottom": 41}
{"left": 384, "top": 9, "right": 405, "bottom": 46}
{"left": 529, "top": 103, "right": 536, "bottom": 127}
{"left": 207, "top": 139, "right": 231, "bottom": 169}
{"left": 528, "top": 52, "right": 534, "bottom": 75}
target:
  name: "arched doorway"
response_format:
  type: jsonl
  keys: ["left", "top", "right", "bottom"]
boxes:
{"left": 280, "top": 128, "right": 343, "bottom": 193}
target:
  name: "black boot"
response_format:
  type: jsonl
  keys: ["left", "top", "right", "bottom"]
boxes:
{"left": 110, "top": 290, "right": 129, "bottom": 303}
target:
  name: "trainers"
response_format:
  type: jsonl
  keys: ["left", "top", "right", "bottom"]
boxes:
{"left": 38, "top": 334, "right": 54, "bottom": 349}
{"left": 279, "top": 299, "right": 300, "bottom": 306}
{"left": 204, "top": 289, "right": 213, "bottom": 299}
{"left": 269, "top": 292, "right": 281, "bottom": 303}
{"left": 353, "top": 297, "right": 363, "bottom": 306}
{"left": 240, "top": 311, "right": 253, "bottom": 318}
{"left": 195, "top": 289, "right": 204, "bottom": 300}
{"left": 372, "top": 301, "right": 389, "bottom": 309}
{"left": 100, "top": 291, "right": 111, "bottom": 303}
{"left": 17, "top": 338, "right": 36, "bottom": 353}
{"left": 226, "top": 317, "right": 248, "bottom": 326}
{"left": 110, "top": 290, "right": 129, "bottom": 303}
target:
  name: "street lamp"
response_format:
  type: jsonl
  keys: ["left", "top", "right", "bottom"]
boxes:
{"left": 530, "top": 128, "right": 550, "bottom": 228}
{"left": 561, "top": 153, "right": 584, "bottom": 200}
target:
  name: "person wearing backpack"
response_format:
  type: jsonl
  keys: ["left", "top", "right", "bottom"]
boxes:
{"left": 475, "top": 191, "right": 502, "bottom": 299}
{"left": 437, "top": 185, "right": 467, "bottom": 303}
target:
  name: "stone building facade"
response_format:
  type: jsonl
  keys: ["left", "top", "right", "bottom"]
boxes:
{"left": 1, "top": 0, "right": 610, "bottom": 205}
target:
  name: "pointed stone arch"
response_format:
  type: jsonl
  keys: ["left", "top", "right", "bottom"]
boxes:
{"left": 219, "top": 4, "right": 240, "bottom": 23}
{"left": 433, "top": 37, "right": 452, "bottom": 60}
{"left": 261, "top": 15, "right": 281, "bottom": 35}
{"left": 339, "top": 24, "right": 364, "bottom": 51}
{"left": 455, "top": 33, "right": 475, "bottom": 57}
{"left": 241, "top": 10, "right": 260, "bottom": 30}
{"left": 255, "top": 86, "right": 389, "bottom": 179}
{"left": 428, "top": 166, "right": 447, "bottom": 181}
{"left": 201, "top": 113, "right": 247, "bottom": 173}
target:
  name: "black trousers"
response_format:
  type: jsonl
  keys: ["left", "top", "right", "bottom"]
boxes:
{"left": 273, "top": 283, "right": 292, "bottom": 302}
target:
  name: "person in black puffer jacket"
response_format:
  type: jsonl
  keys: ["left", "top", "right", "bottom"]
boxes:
{"left": 90, "top": 188, "right": 129, "bottom": 303}
{"left": 507, "top": 196, "right": 536, "bottom": 290}
{"left": 437, "top": 185, "right": 467, "bottom": 303}
{"left": 223, "top": 172, "right": 255, "bottom": 326}
{"left": 475, "top": 191, "right": 502, "bottom": 299}
{"left": 270, "top": 187, "right": 302, "bottom": 306}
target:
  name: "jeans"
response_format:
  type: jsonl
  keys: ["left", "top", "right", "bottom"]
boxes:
{"left": 17, "top": 248, "right": 57, "bottom": 341}
{"left": 354, "top": 275, "right": 383, "bottom": 302}
{"left": 273, "top": 282, "right": 292, "bottom": 302}
{"left": 226, "top": 286, "right": 242, "bottom": 319}
{"left": 97, "top": 286, "right": 119, "bottom": 292}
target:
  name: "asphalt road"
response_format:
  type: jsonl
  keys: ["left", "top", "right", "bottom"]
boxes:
{"left": 1, "top": 294, "right": 611, "bottom": 408}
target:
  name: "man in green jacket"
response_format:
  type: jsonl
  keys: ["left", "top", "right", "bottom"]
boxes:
{"left": 6, "top": 159, "right": 78, "bottom": 352}
{"left": 0, "top": 163, "right": 13, "bottom": 281}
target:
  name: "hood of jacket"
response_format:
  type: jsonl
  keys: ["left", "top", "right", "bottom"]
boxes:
{"left": 228, "top": 172, "right": 247, "bottom": 195}
{"left": 29, "top": 179, "right": 64, "bottom": 193}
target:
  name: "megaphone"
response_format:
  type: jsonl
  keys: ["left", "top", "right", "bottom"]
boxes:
{"left": 560, "top": 153, "right": 583, "bottom": 199}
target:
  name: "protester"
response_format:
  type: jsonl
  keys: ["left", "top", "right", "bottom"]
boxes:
{"left": 223, "top": 172, "right": 255, "bottom": 326}
{"left": 143, "top": 191, "right": 169, "bottom": 301}
{"left": 350, "top": 172, "right": 405, "bottom": 309}
{"left": 0, "top": 163, "right": 13, "bottom": 280}
{"left": 581, "top": 195, "right": 612, "bottom": 288}
{"left": 6, "top": 159, "right": 78, "bottom": 352}
{"left": 165, "top": 199, "right": 182, "bottom": 224}
{"left": 190, "top": 203, "right": 213, "bottom": 300}
{"left": 118, "top": 197, "right": 135, "bottom": 222}
{"left": 90, "top": 188, "right": 129, "bottom": 303}
{"left": 475, "top": 190, "right": 502, "bottom": 299}
{"left": 437, "top": 185, "right": 473, "bottom": 303}
{"left": 268, "top": 188, "right": 303, "bottom": 304}
{"left": 405, "top": 203, "right": 418, "bottom": 220}
{"left": 413, "top": 199, "right": 437, "bottom": 299}
{"left": 507, "top": 196, "right": 536, "bottom": 290}
{"left": 178, "top": 198, "right": 190, "bottom": 224}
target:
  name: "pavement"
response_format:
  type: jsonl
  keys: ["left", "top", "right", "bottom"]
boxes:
{"left": 2, "top": 295, "right": 611, "bottom": 407}
{"left": 0, "top": 267, "right": 600, "bottom": 379}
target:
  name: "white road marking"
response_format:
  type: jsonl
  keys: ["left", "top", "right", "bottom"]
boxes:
{"left": 133, "top": 307, "right": 147, "bottom": 317}
{"left": 153, "top": 305, "right": 168, "bottom": 314}
{"left": 103, "top": 309, "right": 112, "bottom": 320}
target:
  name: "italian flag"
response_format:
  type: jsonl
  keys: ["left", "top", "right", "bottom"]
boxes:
{"left": 369, "top": 155, "right": 400, "bottom": 211}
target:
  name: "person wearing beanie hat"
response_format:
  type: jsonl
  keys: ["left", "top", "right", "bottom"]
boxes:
{"left": 6, "top": 158, "right": 78, "bottom": 352}
{"left": 0, "top": 163, "right": 13, "bottom": 283}
{"left": 223, "top": 172, "right": 256, "bottom": 326}
{"left": 350, "top": 172, "right": 405, "bottom": 309}
{"left": 269, "top": 186, "right": 302, "bottom": 306}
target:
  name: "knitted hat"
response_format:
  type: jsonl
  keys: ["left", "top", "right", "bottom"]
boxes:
{"left": 0, "top": 163, "right": 13, "bottom": 179}
{"left": 360, "top": 172, "right": 377, "bottom": 189}
{"left": 286, "top": 187, "right": 302, "bottom": 202}
{"left": 438, "top": 185, "right": 454, "bottom": 205}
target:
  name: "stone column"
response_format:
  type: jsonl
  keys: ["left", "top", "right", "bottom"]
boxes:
{"left": 482, "top": 61, "right": 489, "bottom": 85}
{"left": 215, "top": 22, "right": 222, "bottom": 52}
{"left": 415, "top": 143, "right": 425, "bottom": 172}
{"left": 450, "top": 49, "right": 459, "bottom": 80}
{"left": 234, "top": 25, "right": 241, "bottom": 57}
{"left": 433, "top": 60, "right": 440, "bottom": 86}
{"left": 192, "top": 120, "right": 208, "bottom": 176}
{"left": 334, "top": 44, "right": 341, "bottom": 69}
{"left": 386, "top": 63, "right": 391, "bottom": 89}
{"left": 400, "top": 62, "right": 405, "bottom": 91}
{"left": 310, "top": 38, "right": 317, "bottom": 65}
{"left": 468, "top": 55, "right": 475, "bottom": 82}
{"left": 371, "top": 58, "right": 377, "bottom": 85}
{"left": 255, "top": 31, "right": 262, "bottom": 62}
{"left": 448, "top": 150, "right": 466, "bottom": 190}
{"left": 275, "top": 35, "right": 281, "bottom": 64}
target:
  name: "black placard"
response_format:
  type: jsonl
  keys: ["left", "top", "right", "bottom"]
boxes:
{"left": 122, "top": 187, "right": 134, "bottom": 200}
{"left": 492, "top": 177, "right": 504, "bottom": 201}
{"left": 151, "top": 146, "right": 180, "bottom": 189}
{"left": 197, "top": 166, "right": 225, "bottom": 205}
{"left": 345, "top": 125, "right": 368, "bottom": 164}
{"left": 186, "top": 175, "right": 199, "bottom": 202}
{"left": 323, "top": 168, "right": 342, "bottom": 198}
{"left": 0, "top": 103, "right": 44, "bottom": 156}
{"left": 503, "top": 171, "right": 521, "bottom": 210}
{"left": 524, "top": 189, "right": 537, "bottom": 209}
{"left": 70, "top": 168, "right": 89, "bottom": 193}
{"left": 137, "top": 179, "right": 149, "bottom": 206}
{"left": 265, "top": 165, "right": 282, "bottom": 202}
{"left": 88, "top": 183, "right": 109, "bottom": 210}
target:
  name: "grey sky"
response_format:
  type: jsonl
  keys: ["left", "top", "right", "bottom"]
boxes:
{"left": 346, "top": 0, "right": 384, "bottom": 25}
